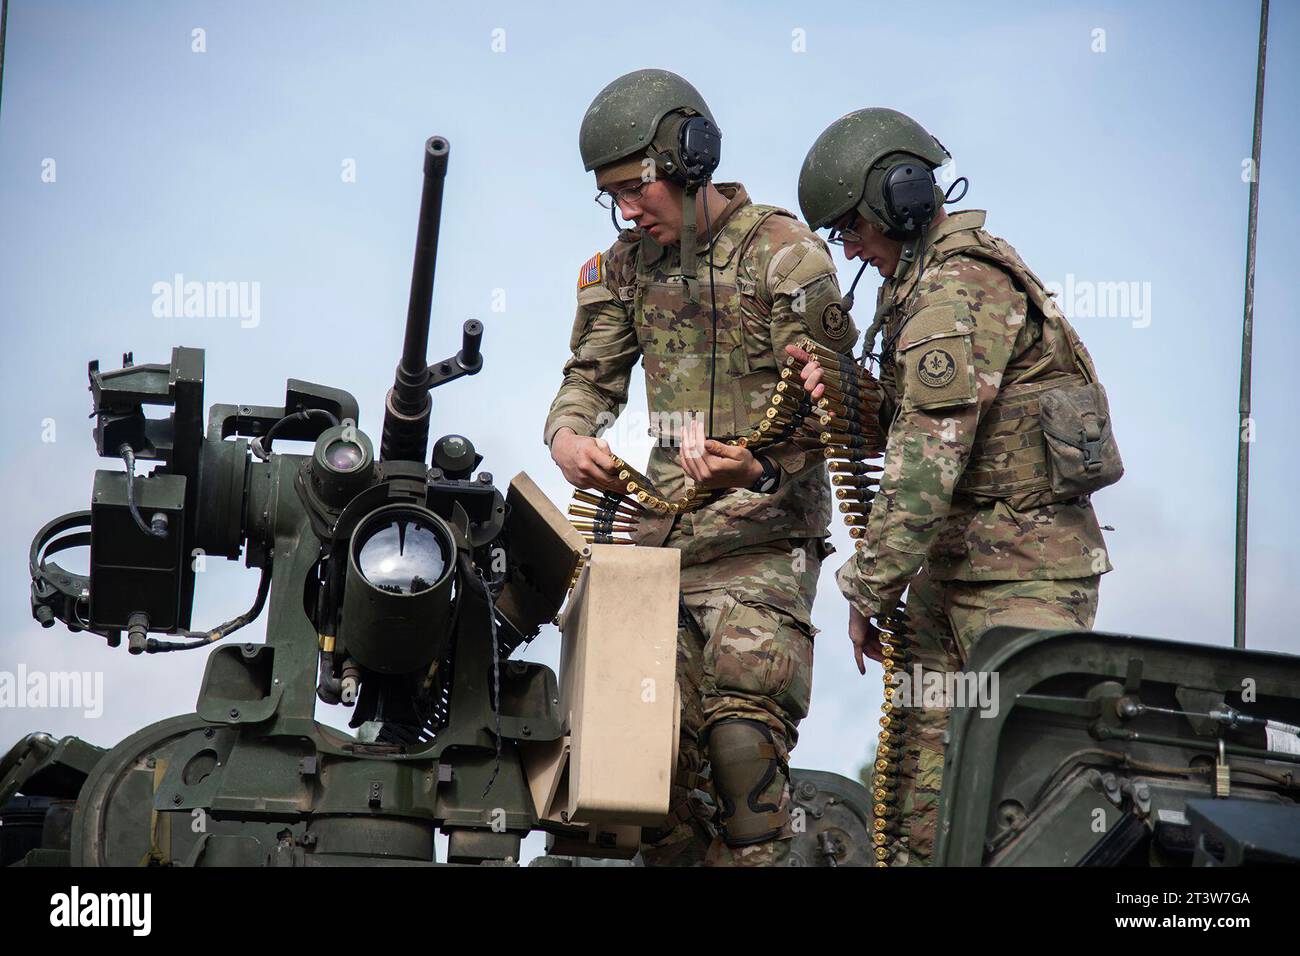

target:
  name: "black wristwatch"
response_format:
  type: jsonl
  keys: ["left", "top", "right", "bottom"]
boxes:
{"left": 748, "top": 453, "right": 781, "bottom": 494}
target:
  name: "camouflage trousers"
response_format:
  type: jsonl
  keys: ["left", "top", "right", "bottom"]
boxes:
{"left": 640, "top": 540, "right": 822, "bottom": 868}
{"left": 886, "top": 570, "right": 1099, "bottom": 867}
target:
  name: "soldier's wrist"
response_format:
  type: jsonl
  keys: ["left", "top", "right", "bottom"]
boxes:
{"left": 853, "top": 597, "right": 882, "bottom": 622}
{"left": 548, "top": 426, "right": 578, "bottom": 455}
{"left": 747, "top": 453, "right": 780, "bottom": 493}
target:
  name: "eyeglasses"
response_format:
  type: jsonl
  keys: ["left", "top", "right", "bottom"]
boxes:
{"left": 595, "top": 182, "right": 649, "bottom": 210}
{"left": 826, "top": 222, "right": 864, "bottom": 246}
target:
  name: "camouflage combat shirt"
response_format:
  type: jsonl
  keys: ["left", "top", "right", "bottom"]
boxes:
{"left": 545, "top": 183, "right": 860, "bottom": 568}
{"left": 837, "top": 211, "right": 1112, "bottom": 618}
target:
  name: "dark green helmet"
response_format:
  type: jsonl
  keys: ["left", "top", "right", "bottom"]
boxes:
{"left": 798, "top": 108, "right": 950, "bottom": 231}
{"left": 579, "top": 69, "right": 715, "bottom": 174}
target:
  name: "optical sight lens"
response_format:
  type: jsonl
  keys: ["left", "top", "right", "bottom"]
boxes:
{"left": 325, "top": 440, "right": 364, "bottom": 472}
{"left": 356, "top": 515, "right": 446, "bottom": 595}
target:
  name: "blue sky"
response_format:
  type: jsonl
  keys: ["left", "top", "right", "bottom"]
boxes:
{"left": 1, "top": 1, "right": 1297, "bottom": 850}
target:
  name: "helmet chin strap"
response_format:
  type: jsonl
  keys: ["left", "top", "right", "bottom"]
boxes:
{"left": 898, "top": 233, "right": 923, "bottom": 269}
{"left": 680, "top": 185, "right": 700, "bottom": 303}
{"left": 898, "top": 233, "right": 928, "bottom": 304}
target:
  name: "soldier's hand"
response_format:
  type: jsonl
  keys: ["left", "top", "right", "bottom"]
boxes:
{"left": 679, "top": 419, "right": 763, "bottom": 490}
{"left": 849, "top": 605, "right": 884, "bottom": 675}
{"left": 550, "top": 428, "right": 624, "bottom": 494}
{"left": 782, "top": 344, "right": 825, "bottom": 400}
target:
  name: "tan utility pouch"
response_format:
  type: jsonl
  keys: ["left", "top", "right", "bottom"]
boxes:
{"left": 1039, "top": 380, "right": 1123, "bottom": 497}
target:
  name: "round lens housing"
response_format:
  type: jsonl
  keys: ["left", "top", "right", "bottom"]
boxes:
{"left": 310, "top": 424, "right": 375, "bottom": 507}
{"left": 355, "top": 512, "right": 448, "bottom": 595}
{"left": 341, "top": 504, "right": 457, "bottom": 675}
{"left": 325, "top": 439, "right": 365, "bottom": 472}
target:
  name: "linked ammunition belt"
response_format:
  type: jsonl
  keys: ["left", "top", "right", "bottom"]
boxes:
{"left": 565, "top": 337, "right": 885, "bottom": 573}
{"left": 871, "top": 605, "right": 912, "bottom": 866}
{"left": 563, "top": 343, "right": 911, "bottom": 866}
{"left": 786, "top": 342, "right": 913, "bottom": 867}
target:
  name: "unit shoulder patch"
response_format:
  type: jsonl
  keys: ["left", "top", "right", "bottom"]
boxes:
{"left": 917, "top": 347, "right": 957, "bottom": 388}
{"left": 819, "top": 301, "right": 852, "bottom": 342}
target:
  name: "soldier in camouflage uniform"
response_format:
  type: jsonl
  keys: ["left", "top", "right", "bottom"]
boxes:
{"left": 793, "top": 109, "right": 1120, "bottom": 865}
{"left": 543, "top": 70, "right": 860, "bottom": 866}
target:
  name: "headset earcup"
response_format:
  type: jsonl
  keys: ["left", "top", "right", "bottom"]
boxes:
{"left": 881, "top": 161, "right": 937, "bottom": 236}
{"left": 677, "top": 116, "right": 721, "bottom": 185}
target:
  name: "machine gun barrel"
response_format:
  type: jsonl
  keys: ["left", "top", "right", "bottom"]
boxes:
{"left": 381, "top": 135, "right": 451, "bottom": 462}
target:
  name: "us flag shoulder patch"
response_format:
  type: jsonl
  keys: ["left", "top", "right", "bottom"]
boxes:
{"left": 577, "top": 252, "right": 602, "bottom": 290}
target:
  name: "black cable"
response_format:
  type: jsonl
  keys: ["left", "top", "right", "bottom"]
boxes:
{"left": 702, "top": 189, "right": 719, "bottom": 439}
{"left": 206, "top": 561, "right": 272, "bottom": 641}
{"left": 943, "top": 176, "right": 969, "bottom": 204}
{"left": 908, "top": 244, "right": 927, "bottom": 307}
{"left": 260, "top": 408, "right": 339, "bottom": 457}
{"left": 145, "top": 562, "right": 272, "bottom": 652}
{"left": 842, "top": 260, "right": 870, "bottom": 311}
{"left": 119, "top": 445, "right": 168, "bottom": 538}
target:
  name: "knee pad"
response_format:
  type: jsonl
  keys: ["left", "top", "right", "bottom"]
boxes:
{"left": 706, "top": 719, "right": 789, "bottom": 847}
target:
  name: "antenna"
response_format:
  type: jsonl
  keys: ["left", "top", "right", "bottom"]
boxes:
{"left": 1234, "top": 0, "right": 1269, "bottom": 650}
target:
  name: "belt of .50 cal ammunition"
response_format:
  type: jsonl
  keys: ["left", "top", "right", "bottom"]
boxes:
{"left": 872, "top": 606, "right": 913, "bottom": 866}
{"left": 565, "top": 335, "right": 887, "bottom": 542}
{"left": 563, "top": 341, "right": 910, "bottom": 866}
{"left": 782, "top": 340, "right": 914, "bottom": 867}
{"left": 563, "top": 354, "right": 835, "bottom": 565}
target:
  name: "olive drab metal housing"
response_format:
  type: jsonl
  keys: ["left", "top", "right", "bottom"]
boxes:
{"left": 935, "top": 627, "right": 1300, "bottom": 866}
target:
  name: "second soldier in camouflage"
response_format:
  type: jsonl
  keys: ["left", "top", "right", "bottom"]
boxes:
{"left": 794, "top": 108, "right": 1122, "bottom": 866}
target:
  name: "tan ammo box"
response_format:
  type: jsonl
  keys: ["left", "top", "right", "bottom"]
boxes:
{"left": 521, "top": 543, "right": 679, "bottom": 844}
